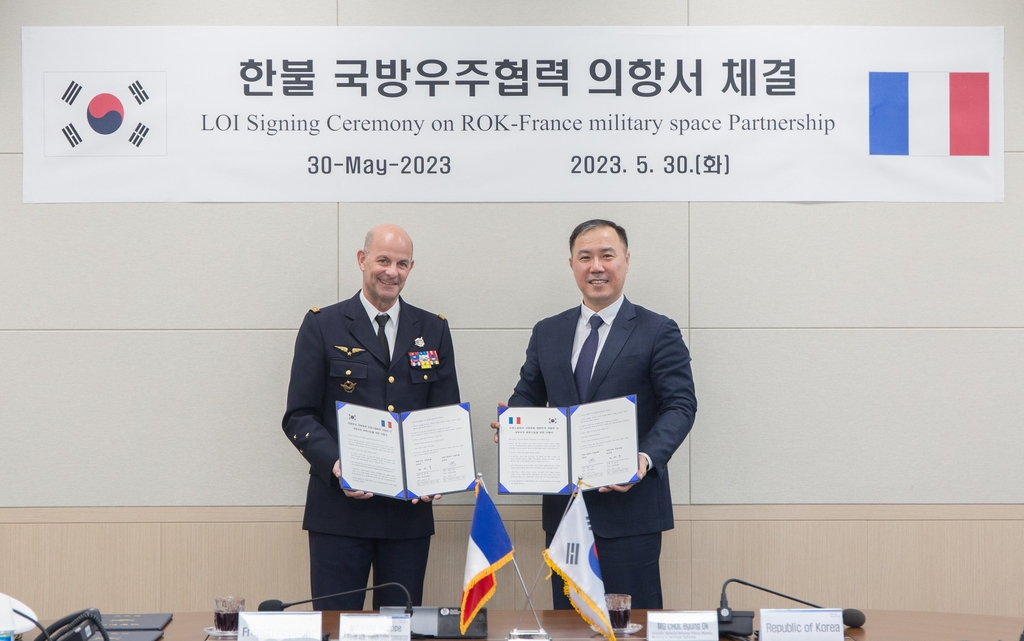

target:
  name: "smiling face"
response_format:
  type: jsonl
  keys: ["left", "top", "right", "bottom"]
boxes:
{"left": 357, "top": 224, "right": 414, "bottom": 312}
{"left": 569, "top": 225, "right": 630, "bottom": 312}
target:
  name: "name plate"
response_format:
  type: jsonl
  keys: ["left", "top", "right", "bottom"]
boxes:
{"left": 239, "top": 611, "right": 321, "bottom": 641}
{"left": 647, "top": 612, "right": 718, "bottom": 641}
{"left": 759, "top": 609, "right": 843, "bottom": 641}
{"left": 338, "top": 614, "right": 411, "bottom": 641}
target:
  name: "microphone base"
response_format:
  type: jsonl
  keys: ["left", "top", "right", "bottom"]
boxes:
{"left": 507, "top": 630, "right": 550, "bottom": 641}
{"left": 379, "top": 606, "right": 487, "bottom": 639}
{"left": 717, "top": 610, "right": 754, "bottom": 637}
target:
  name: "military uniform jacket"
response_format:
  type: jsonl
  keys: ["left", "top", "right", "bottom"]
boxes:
{"left": 283, "top": 292, "right": 461, "bottom": 539}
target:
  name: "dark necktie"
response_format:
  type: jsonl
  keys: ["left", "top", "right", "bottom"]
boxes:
{"left": 375, "top": 313, "right": 391, "bottom": 366}
{"left": 574, "top": 314, "right": 604, "bottom": 401}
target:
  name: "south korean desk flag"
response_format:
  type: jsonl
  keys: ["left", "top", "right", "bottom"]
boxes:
{"left": 542, "top": 491, "right": 615, "bottom": 641}
{"left": 460, "top": 479, "right": 514, "bottom": 634}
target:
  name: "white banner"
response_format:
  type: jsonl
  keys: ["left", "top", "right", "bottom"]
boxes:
{"left": 22, "top": 26, "right": 1003, "bottom": 203}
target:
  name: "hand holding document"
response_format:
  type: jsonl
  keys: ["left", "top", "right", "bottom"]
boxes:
{"left": 497, "top": 395, "right": 639, "bottom": 494}
{"left": 336, "top": 402, "right": 477, "bottom": 499}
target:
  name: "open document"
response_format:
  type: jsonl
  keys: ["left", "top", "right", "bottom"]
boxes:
{"left": 497, "top": 395, "right": 639, "bottom": 494}
{"left": 336, "top": 401, "right": 477, "bottom": 499}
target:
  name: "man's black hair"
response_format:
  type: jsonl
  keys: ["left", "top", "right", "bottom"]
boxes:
{"left": 569, "top": 219, "right": 628, "bottom": 253}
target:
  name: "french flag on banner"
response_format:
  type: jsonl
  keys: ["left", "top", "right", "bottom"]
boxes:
{"left": 869, "top": 71, "right": 989, "bottom": 156}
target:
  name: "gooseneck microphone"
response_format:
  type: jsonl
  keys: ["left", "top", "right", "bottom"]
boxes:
{"left": 258, "top": 582, "right": 413, "bottom": 615}
{"left": 719, "top": 578, "right": 866, "bottom": 628}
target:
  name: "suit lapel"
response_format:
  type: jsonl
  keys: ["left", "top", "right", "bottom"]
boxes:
{"left": 342, "top": 294, "right": 389, "bottom": 366}
{"left": 585, "top": 298, "right": 636, "bottom": 402}
{"left": 394, "top": 300, "right": 422, "bottom": 373}
{"left": 558, "top": 308, "right": 581, "bottom": 404}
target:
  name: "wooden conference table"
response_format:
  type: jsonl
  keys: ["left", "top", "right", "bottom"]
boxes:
{"left": 171, "top": 609, "right": 1022, "bottom": 641}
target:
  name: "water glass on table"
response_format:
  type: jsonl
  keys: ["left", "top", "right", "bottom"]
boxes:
{"left": 605, "top": 593, "right": 631, "bottom": 630}
{"left": 214, "top": 596, "right": 245, "bottom": 633}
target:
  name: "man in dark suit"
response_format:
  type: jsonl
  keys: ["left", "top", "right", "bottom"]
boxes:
{"left": 494, "top": 219, "right": 696, "bottom": 609}
{"left": 283, "top": 223, "right": 460, "bottom": 610}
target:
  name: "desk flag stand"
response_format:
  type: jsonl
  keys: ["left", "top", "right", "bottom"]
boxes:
{"left": 506, "top": 477, "right": 592, "bottom": 641}
{"left": 461, "top": 473, "right": 550, "bottom": 641}
{"left": 506, "top": 556, "right": 550, "bottom": 641}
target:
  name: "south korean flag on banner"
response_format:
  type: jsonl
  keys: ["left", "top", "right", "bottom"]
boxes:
{"left": 44, "top": 71, "right": 166, "bottom": 157}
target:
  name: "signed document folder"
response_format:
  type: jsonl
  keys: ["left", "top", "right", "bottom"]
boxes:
{"left": 497, "top": 395, "right": 639, "bottom": 494}
{"left": 336, "top": 401, "right": 476, "bottom": 499}
{"left": 101, "top": 615, "right": 173, "bottom": 631}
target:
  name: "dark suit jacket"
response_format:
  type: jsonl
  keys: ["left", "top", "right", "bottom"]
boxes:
{"left": 509, "top": 297, "right": 696, "bottom": 538}
{"left": 283, "top": 292, "right": 461, "bottom": 539}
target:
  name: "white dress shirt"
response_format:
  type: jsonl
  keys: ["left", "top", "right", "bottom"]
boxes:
{"left": 571, "top": 294, "right": 625, "bottom": 378}
{"left": 570, "top": 294, "right": 651, "bottom": 471}
{"left": 359, "top": 291, "right": 400, "bottom": 360}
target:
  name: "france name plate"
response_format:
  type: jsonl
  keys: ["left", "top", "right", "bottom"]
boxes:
{"left": 338, "top": 614, "right": 411, "bottom": 641}
{"left": 239, "top": 611, "right": 322, "bottom": 641}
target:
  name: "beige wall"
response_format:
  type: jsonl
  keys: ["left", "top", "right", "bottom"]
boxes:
{"left": 1, "top": 0, "right": 1022, "bottom": 624}
{"left": 5, "top": 505, "right": 1024, "bottom": 620}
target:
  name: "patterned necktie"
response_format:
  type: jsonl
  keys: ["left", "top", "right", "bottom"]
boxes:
{"left": 574, "top": 314, "right": 604, "bottom": 401}
{"left": 375, "top": 313, "right": 391, "bottom": 366}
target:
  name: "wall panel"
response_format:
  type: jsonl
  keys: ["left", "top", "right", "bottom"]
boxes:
{"left": 866, "top": 520, "right": 1024, "bottom": 616}
{"left": 689, "top": 329, "right": 1024, "bottom": 504}
{"left": 335, "top": 1, "right": 689, "bottom": 27}
{"left": 690, "top": 520, "right": 869, "bottom": 611}
{"left": 690, "top": 158, "right": 1024, "bottom": 329}
{"left": 5, "top": 506, "right": 1024, "bottom": 619}
{"left": 335, "top": 204, "right": 689, "bottom": 331}
{"left": 0, "top": 522, "right": 162, "bottom": 617}
{"left": 0, "top": 331, "right": 306, "bottom": 506}
{"left": 0, "top": 157, "right": 339, "bottom": 330}
{"left": 160, "top": 522, "right": 309, "bottom": 613}
{"left": 660, "top": 525, "right": 692, "bottom": 610}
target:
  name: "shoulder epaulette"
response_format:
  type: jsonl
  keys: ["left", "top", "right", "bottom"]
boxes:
{"left": 310, "top": 307, "right": 321, "bottom": 313}
{"left": 438, "top": 313, "right": 446, "bottom": 320}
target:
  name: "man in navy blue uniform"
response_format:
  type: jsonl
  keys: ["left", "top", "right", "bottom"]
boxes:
{"left": 494, "top": 219, "right": 696, "bottom": 610}
{"left": 283, "top": 223, "right": 460, "bottom": 610}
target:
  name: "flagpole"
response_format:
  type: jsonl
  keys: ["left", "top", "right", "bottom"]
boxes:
{"left": 505, "top": 475, "right": 571, "bottom": 641}
{"left": 538, "top": 472, "right": 583, "bottom": 629}
{"left": 509, "top": 557, "right": 546, "bottom": 634}
{"left": 462, "top": 473, "right": 520, "bottom": 638}
{"left": 538, "top": 476, "right": 616, "bottom": 641}
{"left": 507, "top": 477, "right": 584, "bottom": 641}
{"left": 559, "top": 476, "right": 584, "bottom": 521}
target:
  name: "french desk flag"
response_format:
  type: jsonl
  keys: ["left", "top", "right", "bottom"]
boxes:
{"left": 460, "top": 479, "right": 514, "bottom": 634}
{"left": 869, "top": 71, "right": 989, "bottom": 156}
{"left": 542, "top": 491, "right": 615, "bottom": 641}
